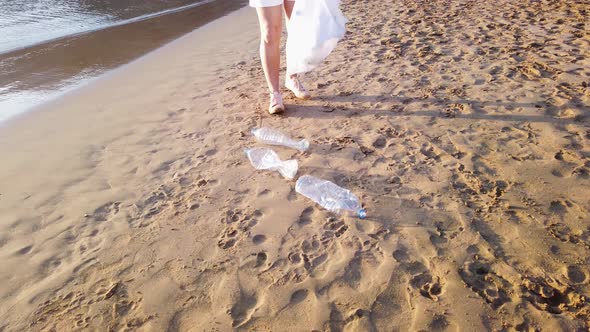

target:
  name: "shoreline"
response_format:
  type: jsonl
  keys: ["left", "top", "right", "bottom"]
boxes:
{"left": 0, "top": 0, "right": 222, "bottom": 55}
{"left": 1, "top": 0, "right": 589, "bottom": 330}
{"left": 0, "top": 0, "right": 248, "bottom": 124}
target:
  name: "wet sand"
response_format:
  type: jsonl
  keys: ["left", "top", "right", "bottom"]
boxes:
{"left": 1, "top": 0, "right": 589, "bottom": 330}
{"left": 0, "top": 0, "right": 247, "bottom": 122}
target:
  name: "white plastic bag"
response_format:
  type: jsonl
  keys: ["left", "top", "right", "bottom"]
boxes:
{"left": 286, "top": 0, "right": 347, "bottom": 75}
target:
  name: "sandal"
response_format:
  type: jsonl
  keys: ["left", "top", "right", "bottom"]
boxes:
{"left": 269, "top": 91, "right": 285, "bottom": 114}
{"left": 286, "top": 75, "right": 311, "bottom": 100}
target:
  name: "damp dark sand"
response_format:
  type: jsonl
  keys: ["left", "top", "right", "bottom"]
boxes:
{"left": 0, "top": 0, "right": 247, "bottom": 122}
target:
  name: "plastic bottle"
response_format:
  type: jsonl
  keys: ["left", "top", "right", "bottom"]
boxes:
{"left": 245, "top": 147, "right": 298, "bottom": 179}
{"left": 295, "top": 175, "right": 366, "bottom": 219}
{"left": 252, "top": 127, "right": 310, "bottom": 152}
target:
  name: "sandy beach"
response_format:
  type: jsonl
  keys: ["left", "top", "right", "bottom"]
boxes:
{"left": 1, "top": 0, "right": 589, "bottom": 330}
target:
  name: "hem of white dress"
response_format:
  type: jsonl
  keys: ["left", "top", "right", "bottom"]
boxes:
{"left": 249, "top": 0, "right": 295, "bottom": 7}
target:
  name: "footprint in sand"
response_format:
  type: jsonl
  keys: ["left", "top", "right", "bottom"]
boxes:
{"left": 322, "top": 217, "right": 349, "bottom": 241}
{"left": 565, "top": 265, "right": 587, "bottom": 284}
{"left": 130, "top": 186, "right": 172, "bottom": 225}
{"left": 298, "top": 206, "right": 314, "bottom": 226}
{"left": 441, "top": 103, "right": 470, "bottom": 118}
{"left": 546, "top": 222, "right": 580, "bottom": 244}
{"left": 218, "top": 227, "right": 238, "bottom": 249}
{"left": 91, "top": 201, "right": 121, "bottom": 222}
{"left": 283, "top": 237, "right": 331, "bottom": 280}
{"left": 572, "top": 165, "right": 590, "bottom": 179}
{"left": 230, "top": 291, "right": 258, "bottom": 328}
{"left": 288, "top": 251, "right": 302, "bottom": 265}
{"left": 328, "top": 307, "right": 370, "bottom": 332}
{"left": 217, "top": 209, "right": 261, "bottom": 250}
{"left": 395, "top": 254, "right": 444, "bottom": 302}
{"left": 252, "top": 234, "right": 266, "bottom": 245}
{"left": 241, "top": 252, "right": 268, "bottom": 270}
{"left": 289, "top": 289, "right": 309, "bottom": 305}
{"left": 32, "top": 281, "right": 149, "bottom": 330}
{"left": 549, "top": 200, "right": 569, "bottom": 216}
{"left": 429, "top": 314, "right": 451, "bottom": 331}
{"left": 459, "top": 259, "right": 511, "bottom": 309}
{"left": 410, "top": 271, "right": 443, "bottom": 301}
{"left": 301, "top": 239, "right": 321, "bottom": 254}
{"left": 392, "top": 245, "right": 410, "bottom": 263}
{"left": 372, "top": 136, "right": 387, "bottom": 149}
{"left": 521, "top": 276, "right": 585, "bottom": 315}
{"left": 15, "top": 244, "right": 33, "bottom": 255}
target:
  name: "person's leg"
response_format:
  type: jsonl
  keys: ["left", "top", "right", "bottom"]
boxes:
{"left": 283, "top": 0, "right": 295, "bottom": 22}
{"left": 255, "top": 5, "right": 283, "bottom": 94}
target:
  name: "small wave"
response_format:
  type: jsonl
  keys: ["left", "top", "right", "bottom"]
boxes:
{"left": 0, "top": 0, "right": 215, "bottom": 55}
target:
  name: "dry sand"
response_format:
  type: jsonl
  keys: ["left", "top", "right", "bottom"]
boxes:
{"left": 1, "top": 0, "right": 589, "bottom": 330}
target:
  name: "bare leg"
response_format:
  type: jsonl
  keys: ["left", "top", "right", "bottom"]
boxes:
{"left": 255, "top": 6, "right": 283, "bottom": 94}
{"left": 283, "top": 0, "right": 295, "bottom": 23}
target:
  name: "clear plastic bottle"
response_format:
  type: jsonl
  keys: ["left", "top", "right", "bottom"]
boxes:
{"left": 295, "top": 175, "right": 366, "bottom": 219}
{"left": 252, "top": 127, "right": 310, "bottom": 152}
{"left": 245, "top": 147, "right": 298, "bottom": 179}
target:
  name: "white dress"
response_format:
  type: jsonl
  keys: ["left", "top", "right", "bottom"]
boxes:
{"left": 249, "top": 0, "right": 295, "bottom": 8}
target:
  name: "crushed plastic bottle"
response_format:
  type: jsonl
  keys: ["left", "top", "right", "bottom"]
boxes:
{"left": 245, "top": 147, "right": 298, "bottom": 179}
{"left": 295, "top": 175, "right": 366, "bottom": 219}
{"left": 252, "top": 127, "right": 310, "bottom": 152}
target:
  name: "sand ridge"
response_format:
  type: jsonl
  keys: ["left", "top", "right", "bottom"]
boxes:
{"left": 0, "top": 0, "right": 589, "bottom": 330}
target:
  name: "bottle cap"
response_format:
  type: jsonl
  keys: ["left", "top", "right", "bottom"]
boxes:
{"left": 358, "top": 209, "right": 367, "bottom": 219}
{"left": 300, "top": 139, "right": 310, "bottom": 152}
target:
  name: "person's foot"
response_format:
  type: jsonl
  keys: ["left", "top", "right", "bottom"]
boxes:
{"left": 285, "top": 76, "right": 311, "bottom": 100}
{"left": 268, "top": 91, "right": 285, "bottom": 114}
